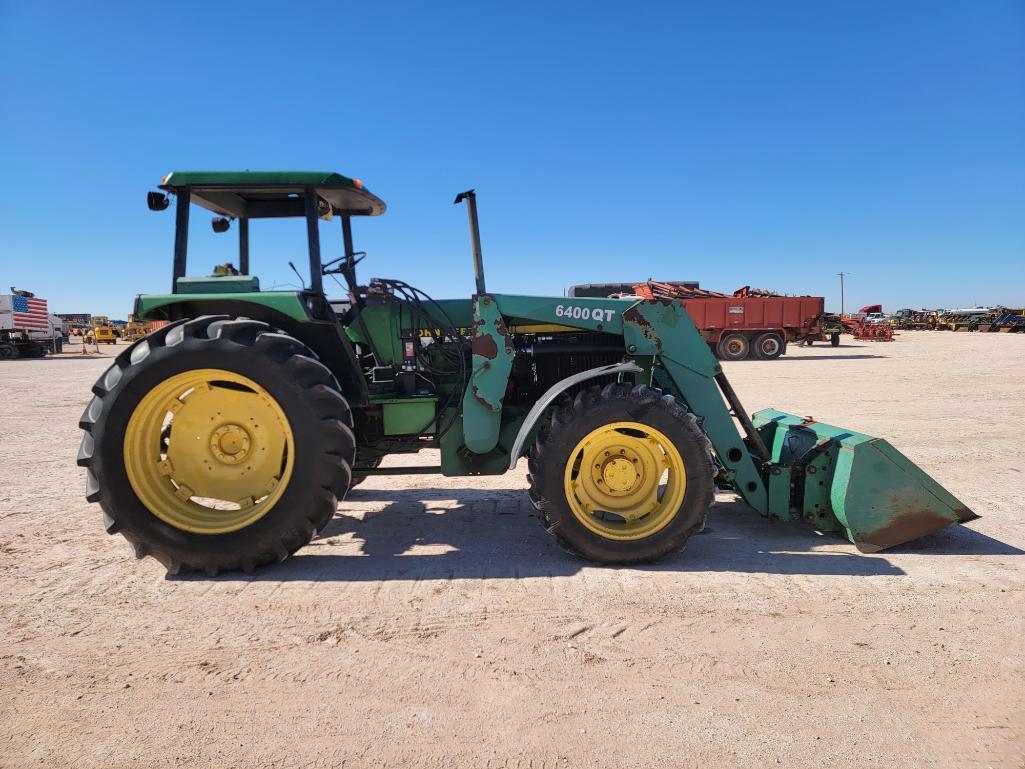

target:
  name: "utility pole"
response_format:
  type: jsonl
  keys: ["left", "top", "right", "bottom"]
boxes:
{"left": 838, "top": 272, "right": 848, "bottom": 315}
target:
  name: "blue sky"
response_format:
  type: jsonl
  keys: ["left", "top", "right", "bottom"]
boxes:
{"left": 1, "top": 1, "right": 1022, "bottom": 317}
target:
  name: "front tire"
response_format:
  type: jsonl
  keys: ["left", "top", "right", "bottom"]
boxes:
{"left": 528, "top": 383, "right": 715, "bottom": 564}
{"left": 77, "top": 316, "right": 356, "bottom": 575}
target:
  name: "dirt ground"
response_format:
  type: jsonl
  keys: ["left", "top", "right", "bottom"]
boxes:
{"left": 1, "top": 332, "right": 1022, "bottom": 768}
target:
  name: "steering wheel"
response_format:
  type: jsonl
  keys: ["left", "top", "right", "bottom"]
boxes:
{"left": 322, "top": 251, "right": 366, "bottom": 275}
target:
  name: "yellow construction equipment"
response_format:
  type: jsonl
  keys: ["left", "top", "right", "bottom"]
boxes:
{"left": 85, "top": 315, "right": 117, "bottom": 345}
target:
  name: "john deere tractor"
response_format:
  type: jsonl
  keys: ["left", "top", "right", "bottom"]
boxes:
{"left": 78, "top": 171, "right": 976, "bottom": 575}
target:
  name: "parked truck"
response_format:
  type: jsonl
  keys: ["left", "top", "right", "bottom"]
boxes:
{"left": 0, "top": 291, "right": 51, "bottom": 359}
{"left": 570, "top": 281, "right": 832, "bottom": 360}
{"left": 28, "top": 314, "right": 66, "bottom": 353}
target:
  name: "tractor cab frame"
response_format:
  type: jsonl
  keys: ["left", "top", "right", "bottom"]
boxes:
{"left": 153, "top": 171, "right": 385, "bottom": 296}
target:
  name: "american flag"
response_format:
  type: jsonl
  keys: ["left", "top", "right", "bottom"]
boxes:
{"left": 12, "top": 295, "right": 49, "bottom": 331}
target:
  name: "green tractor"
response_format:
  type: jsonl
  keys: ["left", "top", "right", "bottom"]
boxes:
{"left": 78, "top": 171, "right": 976, "bottom": 574}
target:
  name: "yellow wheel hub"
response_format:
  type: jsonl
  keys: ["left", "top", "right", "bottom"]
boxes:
{"left": 123, "top": 369, "right": 294, "bottom": 534}
{"left": 563, "top": 421, "right": 687, "bottom": 541}
{"left": 209, "top": 424, "right": 252, "bottom": 464}
{"left": 601, "top": 457, "right": 638, "bottom": 492}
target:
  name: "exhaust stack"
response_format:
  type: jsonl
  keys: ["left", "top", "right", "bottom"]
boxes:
{"left": 455, "top": 189, "right": 486, "bottom": 295}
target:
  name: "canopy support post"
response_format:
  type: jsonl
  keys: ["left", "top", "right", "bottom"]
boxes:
{"left": 304, "top": 187, "right": 323, "bottom": 294}
{"left": 171, "top": 188, "right": 190, "bottom": 293}
{"left": 238, "top": 217, "right": 250, "bottom": 275}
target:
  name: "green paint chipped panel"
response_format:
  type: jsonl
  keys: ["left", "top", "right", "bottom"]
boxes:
{"left": 461, "top": 295, "right": 515, "bottom": 454}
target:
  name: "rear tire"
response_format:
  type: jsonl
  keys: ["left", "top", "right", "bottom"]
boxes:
{"left": 717, "top": 333, "right": 750, "bottom": 361}
{"left": 528, "top": 383, "right": 715, "bottom": 564}
{"left": 753, "top": 332, "right": 784, "bottom": 360}
{"left": 78, "top": 316, "right": 356, "bottom": 575}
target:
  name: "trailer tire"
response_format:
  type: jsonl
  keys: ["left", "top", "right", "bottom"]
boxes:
{"left": 77, "top": 316, "right": 356, "bottom": 575}
{"left": 753, "top": 332, "right": 784, "bottom": 360}
{"left": 528, "top": 383, "right": 715, "bottom": 564}
{"left": 717, "top": 333, "right": 750, "bottom": 361}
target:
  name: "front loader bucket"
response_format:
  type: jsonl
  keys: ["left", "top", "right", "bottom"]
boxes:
{"left": 752, "top": 409, "right": 978, "bottom": 552}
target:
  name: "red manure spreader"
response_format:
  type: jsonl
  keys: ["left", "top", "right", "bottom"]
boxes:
{"left": 570, "top": 281, "right": 835, "bottom": 360}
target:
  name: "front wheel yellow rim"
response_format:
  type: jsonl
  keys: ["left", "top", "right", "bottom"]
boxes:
{"left": 124, "top": 369, "right": 294, "bottom": 534}
{"left": 563, "top": 421, "right": 687, "bottom": 541}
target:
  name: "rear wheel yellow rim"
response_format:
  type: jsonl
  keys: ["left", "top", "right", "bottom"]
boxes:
{"left": 563, "top": 421, "right": 686, "bottom": 541}
{"left": 124, "top": 369, "right": 294, "bottom": 534}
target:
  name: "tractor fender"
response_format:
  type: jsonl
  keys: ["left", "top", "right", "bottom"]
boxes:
{"left": 136, "top": 297, "right": 368, "bottom": 407}
{"left": 507, "top": 361, "right": 643, "bottom": 470}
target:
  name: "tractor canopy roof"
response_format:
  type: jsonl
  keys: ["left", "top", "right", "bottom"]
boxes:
{"left": 159, "top": 171, "right": 386, "bottom": 218}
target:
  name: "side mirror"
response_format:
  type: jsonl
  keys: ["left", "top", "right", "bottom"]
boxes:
{"left": 147, "top": 192, "right": 170, "bottom": 211}
{"left": 211, "top": 217, "right": 231, "bottom": 233}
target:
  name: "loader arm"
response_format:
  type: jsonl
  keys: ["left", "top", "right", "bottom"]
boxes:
{"left": 619, "top": 299, "right": 770, "bottom": 512}
{"left": 483, "top": 294, "right": 770, "bottom": 510}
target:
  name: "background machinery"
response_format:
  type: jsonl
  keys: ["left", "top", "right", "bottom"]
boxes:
{"left": 85, "top": 315, "right": 117, "bottom": 344}
{"left": 571, "top": 281, "right": 835, "bottom": 359}
{"left": 123, "top": 315, "right": 169, "bottom": 343}
{"left": 0, "top": 289, "right": 52, "bottom": 358}
{"left": 78, "top": 171, "right": 976, "bottom": 575}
